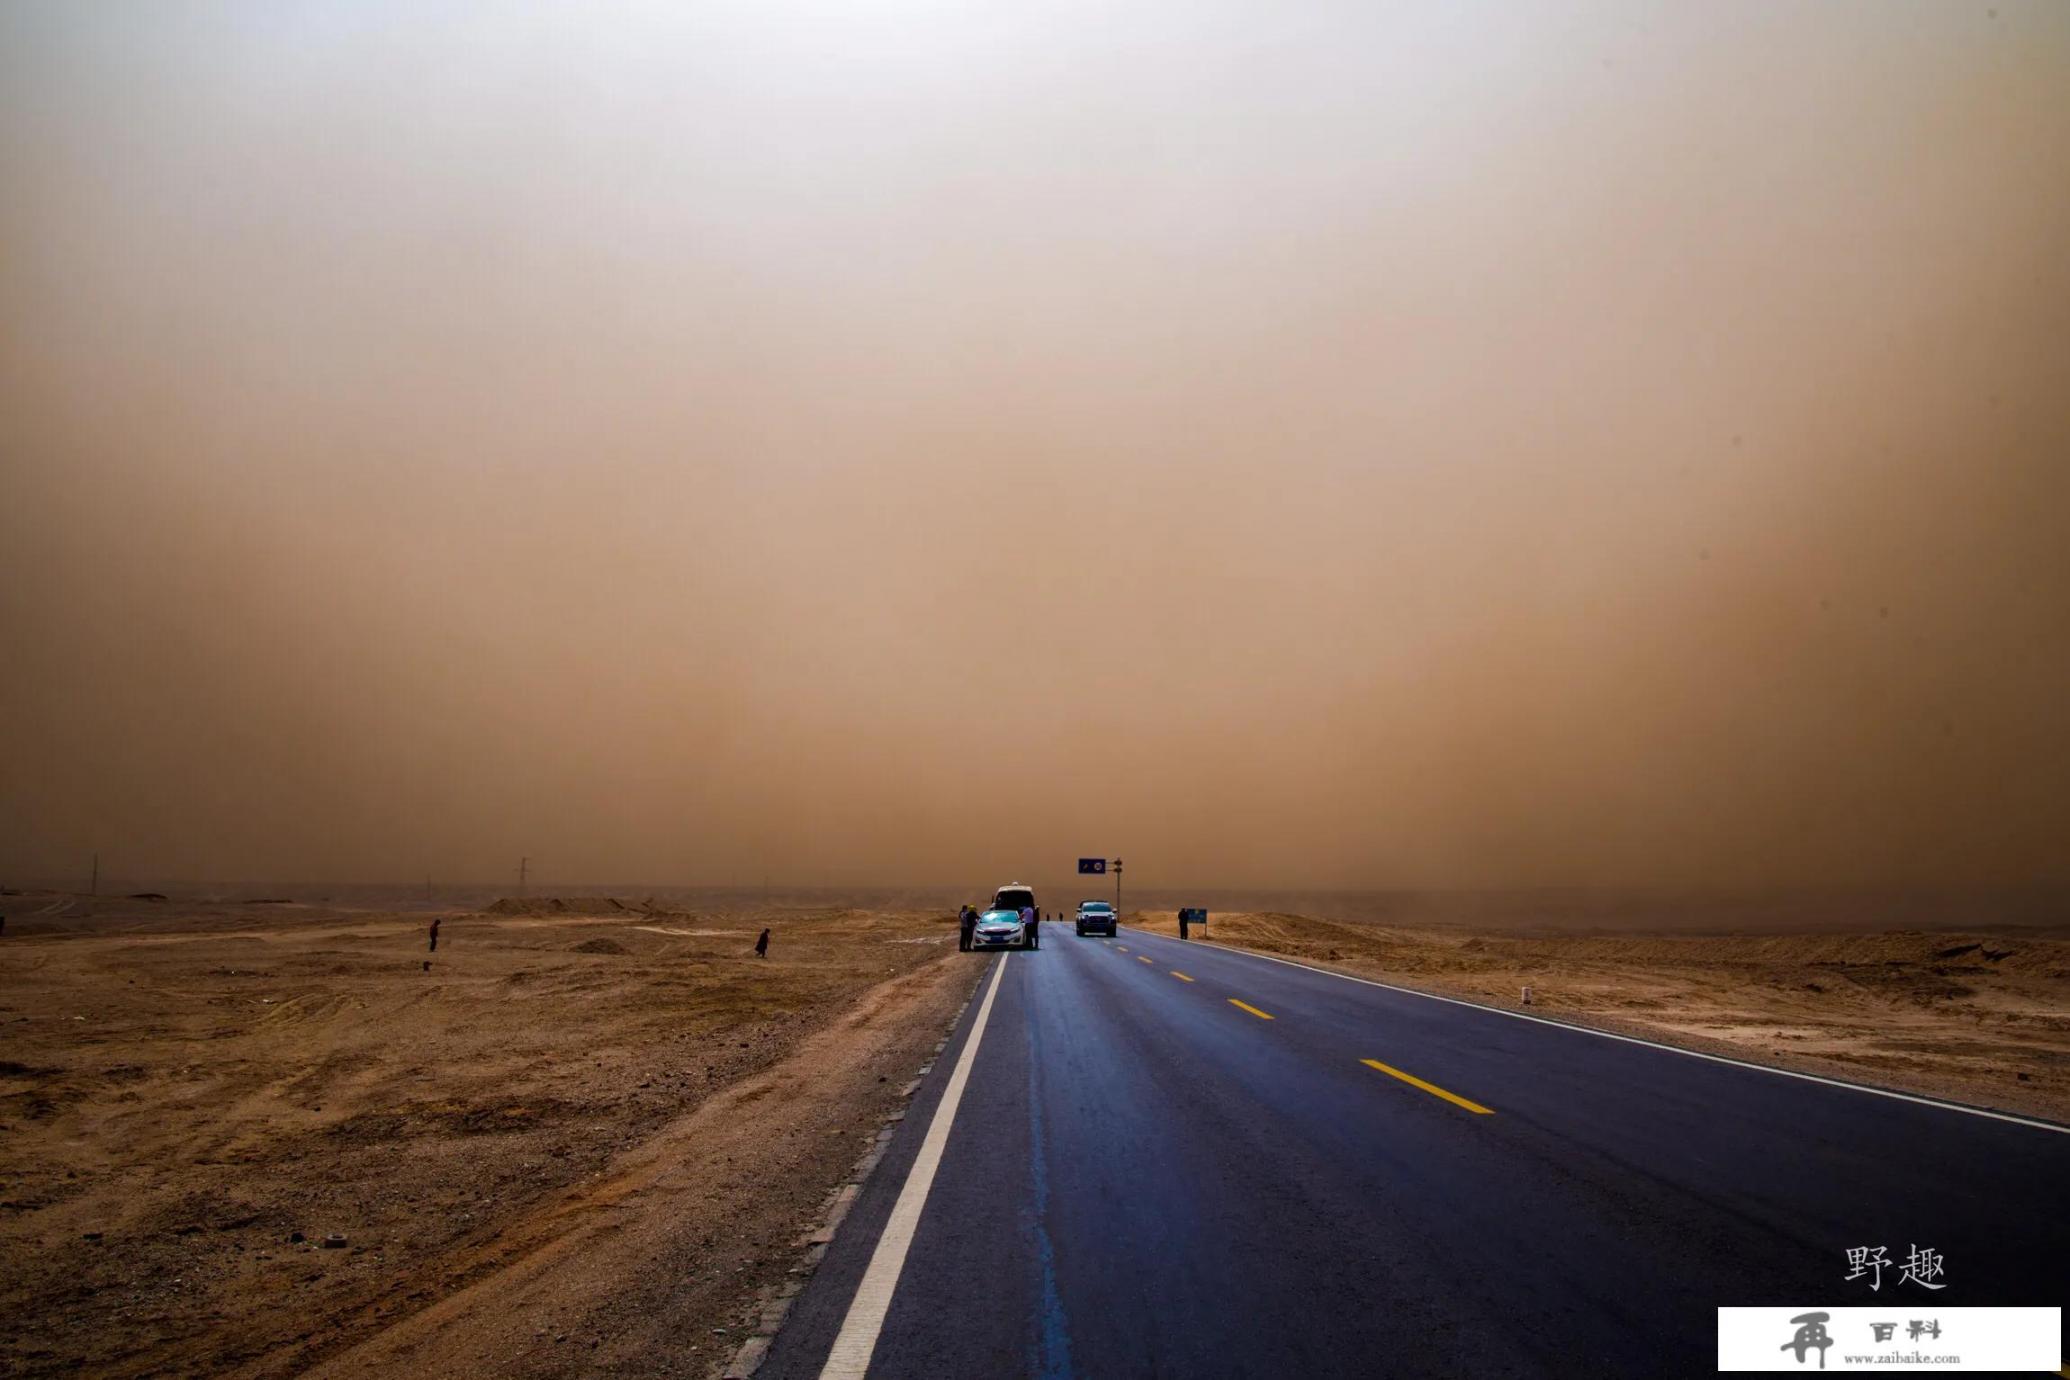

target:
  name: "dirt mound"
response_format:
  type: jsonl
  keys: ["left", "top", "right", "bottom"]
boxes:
{"left": 484, "top": 896, "right": 685, "bottom": 919}
{"left": 573, "top": 937, "right": 629, "bottom": 955}
{"left": 484, "top": 896, "right": 559, "bottom": 915}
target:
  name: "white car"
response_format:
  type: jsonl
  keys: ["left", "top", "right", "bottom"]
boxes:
{"left": 992, "top": 883, "right": 1036, "bottom": 916}
{"left": 971, "top": 907, "right": 1032, "bottom": 950}
{"left": 1075, "top": 900, "right": 1116, "bottom": 936}
{"left": 985, "top": 883, "right": 1040, "bottom": 950}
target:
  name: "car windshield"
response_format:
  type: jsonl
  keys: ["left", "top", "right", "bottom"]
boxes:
{"left": 1081, "top": 902, "right": 1111, "bottom": 912}
{"left": 994, "top": 891, "right": 1034, "bottom": 911}
{"left": 980, "top": 910, "right": 1020, "bottom": 924}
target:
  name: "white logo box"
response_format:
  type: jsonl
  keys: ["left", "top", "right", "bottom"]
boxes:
{"left": 1719, "top": 1306, "right": 2060, "bottom": 1372}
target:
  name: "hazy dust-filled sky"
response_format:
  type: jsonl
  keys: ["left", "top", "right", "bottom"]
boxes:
{"left": 3, "top": 2, "right": 2066, "bottom": 890}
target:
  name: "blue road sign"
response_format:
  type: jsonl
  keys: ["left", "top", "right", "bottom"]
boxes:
{"left": 1078, "top": 858, "right": 1107, "bottom": 875}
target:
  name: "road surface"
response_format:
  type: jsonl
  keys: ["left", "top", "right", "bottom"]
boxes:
{"left": 760, "top": 927, "right": 2069, "bottom": 1378}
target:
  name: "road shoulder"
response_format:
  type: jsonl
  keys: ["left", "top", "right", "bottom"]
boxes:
{"left": 295, "top": 954, "right": 986, "bottom": 1380}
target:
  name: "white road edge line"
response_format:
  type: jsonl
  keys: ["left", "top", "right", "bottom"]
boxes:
{"left": 1126, "top": 931, "right": 2070, "bottom": 1137}
{"left": 819, "top": 953, "right": 1010, "bottom": 1378}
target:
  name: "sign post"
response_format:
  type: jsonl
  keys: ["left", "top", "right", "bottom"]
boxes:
{"left": 1113, "top": 858, "right": 1123, "bottom": 915}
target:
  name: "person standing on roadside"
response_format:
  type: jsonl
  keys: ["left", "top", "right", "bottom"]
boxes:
{"left": 428, "top": 916, "right": 441, "bottom": 952}
{"left": 959, "top": 905, "right": 976, "bottom": 952}
{"left": 754, "top": 927, "right": 770, "bottom": 958}
{"left": 1020, "top": 904, "right": 1039, "bottom": 950}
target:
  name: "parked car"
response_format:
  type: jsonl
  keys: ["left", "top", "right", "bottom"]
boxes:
{"left": 988, "top": 883, "right": 1040, "bottom": 949}
{"left": 1075, "top": 900, "right": 1117, "bottom": 936}
{"left": 992, "top": 883, "right": 1036, "bottom": 916}
{"left": 971, "top": 906, "right": 1032, "bottom": 950}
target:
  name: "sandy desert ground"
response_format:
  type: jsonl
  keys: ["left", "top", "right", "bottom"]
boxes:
{"left": 0, "top": 892, "right": 978, "bottom": 1378}
{"left": 1130, "top": 909, "right": 2070, "bottom": 1124}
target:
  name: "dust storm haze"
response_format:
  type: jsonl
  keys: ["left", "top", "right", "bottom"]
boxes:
{"left": 1, "top": 2, "right": 2065, "bottom": 892}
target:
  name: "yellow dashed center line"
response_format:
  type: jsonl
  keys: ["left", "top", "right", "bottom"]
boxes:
{"left": 1228, "top": 999, "right": 1275, "bottom": 1021}
{"left": 1361, "top": 1058, "right": 1494, "bottom": 1115}
{"left": 1169, "top": 971, "right": 1195, "bottom": 982}
{"left": 1137, "top": 955, "right": 1155, "bottom": 965}
{"left": 1115, "top": 945, "right": 1129, "bottom": 953}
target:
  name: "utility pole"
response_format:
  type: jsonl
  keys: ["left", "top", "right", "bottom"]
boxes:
{"left": 518, "top": 856, "right": 529, "bottom": 896}
{"left": 1113, "top": 857, "right": 1123, "bottom": 915}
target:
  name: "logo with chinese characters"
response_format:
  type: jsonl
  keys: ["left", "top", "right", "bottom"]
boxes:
{"left": 1780, "top": 1312, "right": 1833, "bottom": 1368}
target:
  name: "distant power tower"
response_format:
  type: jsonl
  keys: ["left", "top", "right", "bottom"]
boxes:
{"left": 518, "top": 856, "right": 530, "bottom": 896}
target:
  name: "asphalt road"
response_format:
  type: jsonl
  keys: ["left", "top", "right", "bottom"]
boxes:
{"left": 760, "top": 927, "right": 2069, "bottom": 1378}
